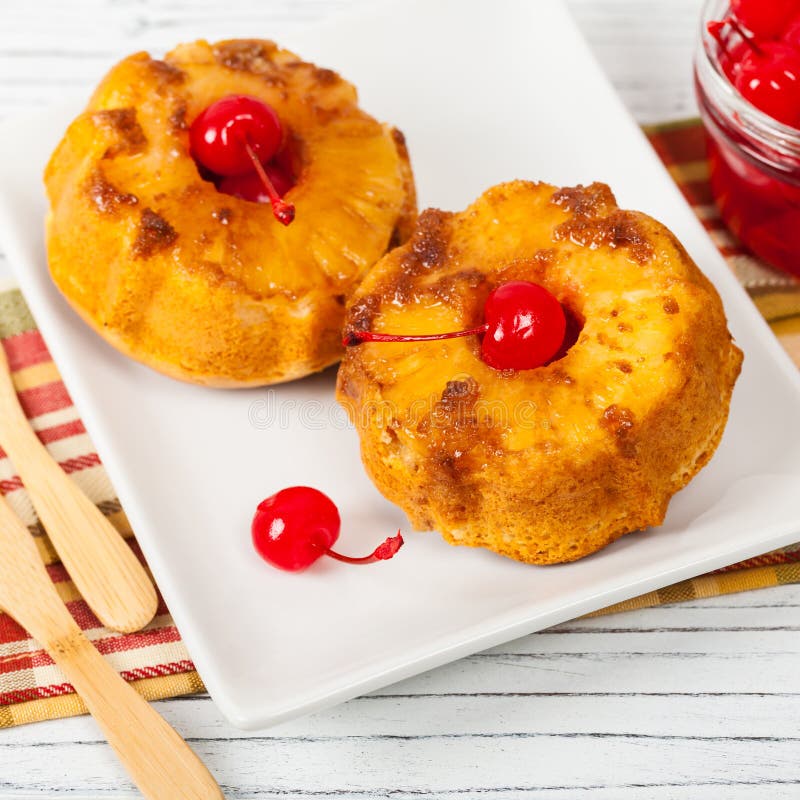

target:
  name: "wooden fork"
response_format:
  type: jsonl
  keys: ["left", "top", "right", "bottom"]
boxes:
{"left": 0, "top": 342, "right": 157, "bottom": 633}
{"left": 0, "top": 493, "right": 224, "bottom": 799}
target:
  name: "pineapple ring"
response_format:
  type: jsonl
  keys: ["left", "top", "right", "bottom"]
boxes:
{"left": 337, "top": 181, "right": 743, "bottom": 565}
{"left": 44, "top": 39, "right": 416, "bottom": 386}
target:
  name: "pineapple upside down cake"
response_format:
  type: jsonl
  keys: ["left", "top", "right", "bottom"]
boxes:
{"left": 339, "top": 181, "right": 742, "bottom": 565}
{"left": 44, "top": 39, "right": 416, "bottom": 386}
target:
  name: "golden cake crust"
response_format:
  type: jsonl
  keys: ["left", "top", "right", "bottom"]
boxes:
{"left": 44, "top": 39, "right": 416, "bottom": 386}
{"left": 337, "top": 181, "right": 743, "bottom": 564}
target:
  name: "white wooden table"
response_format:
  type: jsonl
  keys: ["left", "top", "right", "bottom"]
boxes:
{"left": 4, "top": 1, "right": 800, "bottom": 797}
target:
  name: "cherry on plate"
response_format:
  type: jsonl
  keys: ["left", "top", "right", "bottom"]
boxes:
{"left": 252, "top": 486, "right": 403, "bottom": 573}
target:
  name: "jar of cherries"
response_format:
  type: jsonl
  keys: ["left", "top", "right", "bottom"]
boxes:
{"left": 695, "top": 0, "right": 800, "bottom": 277}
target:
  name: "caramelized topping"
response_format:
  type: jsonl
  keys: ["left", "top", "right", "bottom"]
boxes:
{"left": 551, "top": 182, "right": 616, "bottom": 216}
{"left": 91, "top": 108, "right": 147, "bottom": 158}
{"left": 551, "top": 183, "right": 654, "bottom": 264}
{"left": 401, "top": 208, "right": 452, "bottom": 274}
{"left": 600, "top": 404, "right": 637, "bottom": 458}
{"left": 663, "top": 296, "right": 680, "bottom": 314}
{"left": 87, "top": 169, "right": 138, "bottom": 214}
{"left": 132, "top": 209, "right": 178, "bottom": 259}
{"left": 213, "top": 40, "right": 279, "bottom": 73}
{"left": 148, "top": 59, "right": 186, "bottom": 87}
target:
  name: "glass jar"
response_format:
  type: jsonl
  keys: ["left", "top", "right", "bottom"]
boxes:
{"left": 695, "top": 0, "right": 800, "bottom": 277}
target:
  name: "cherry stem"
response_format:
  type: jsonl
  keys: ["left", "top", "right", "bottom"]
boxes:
{"left": 344, "top": 323, "right": 489, "bottom": 347}
{"left": 728, "top": 17, "right": 763, "bottom": 56}
{"left": 322, "top": 532, "right": 404, "bottom": 565}
{"left": 707, "top": 18, "right": 763, "bottom": 58}
{"left": 243, "top": 137, "right": 295, "bottom": 226}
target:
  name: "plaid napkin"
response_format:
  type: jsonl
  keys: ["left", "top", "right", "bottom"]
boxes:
{"left": 1, "top": 118, "right": 799, "bottom": 728}
{"left": 0, "top": 292, "right": 203, "bottom": 727}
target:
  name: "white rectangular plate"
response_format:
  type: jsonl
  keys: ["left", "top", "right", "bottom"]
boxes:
{"left": 1, "top": 0, "right": 799, "bottom": 730}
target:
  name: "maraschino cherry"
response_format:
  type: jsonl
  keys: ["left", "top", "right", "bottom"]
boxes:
{"left": 707, "top": 9, "right": 800, "bottom": 128}
{"left": 345, "top": 280, "right": 567, "bottom": 371}
{"left": 252, "top": 486, "right": 404, "bottom": 572}
{"left": 735, "top": 42, "right": 800, "bottom": 126}
{"left": 190, "top": 94, "right": 295, "bottom": 225}
{"left": 783, "top": 14, "right": 800, "bottom": 49}
{"left": 730, "top": 0, "right": 799, "bottom": 40}
{"left": 707, "top": 19, "right": 750, "bottom": 80}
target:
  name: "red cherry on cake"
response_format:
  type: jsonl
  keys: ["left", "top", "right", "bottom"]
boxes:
{"left": 345, "top": 280, "right": 567, "bottom": 371}
{"left": 190, "top": 94, "right": 295, "bottom": 225}
{"left": 734, "top": 42, "right": 800, "bottom": 127}
{"left": 730, "top": 0, "right": 800, "bottom": 40}
{"left": 190, "top": 95, "right": 282, "bottom": 174}
{"left": 480, "top": 282, "right": 567, "bottom": 369}
{"left": 252, "top": 486, "right": 404, "bottom": 572}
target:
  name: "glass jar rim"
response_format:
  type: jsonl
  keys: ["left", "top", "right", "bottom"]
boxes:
{"left": 696, "top": 0, "right": 800, "bottom": 158}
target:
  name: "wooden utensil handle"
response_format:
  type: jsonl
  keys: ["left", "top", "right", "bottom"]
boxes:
{"left": 0, "top": 497, "right": 224, "bottom": 800}
{"left": 0, "top": 343, "right": 157, "bottom": 633}
{"left": 51, "top": 634, "right": 225, "bottom": 800}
